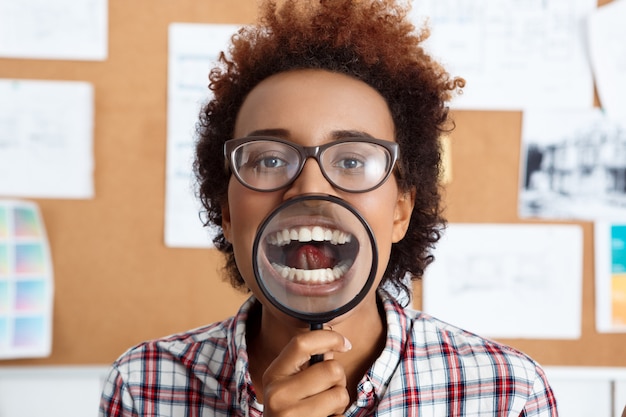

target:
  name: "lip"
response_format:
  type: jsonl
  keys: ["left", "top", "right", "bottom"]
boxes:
{"left": 259, "top": 217, "right": 359, "bottom": 297}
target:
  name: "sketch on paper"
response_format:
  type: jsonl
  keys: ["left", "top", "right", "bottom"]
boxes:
{"left": 0, "top": 0, "right": 108, "bottom": 60}
{"left": 444, "top": 252, "right": 550, "bottom": 296}
{"left": 0, "top": 79, "right": 94, "bottom": 199}
{"left": 408, "top": 0, "right": 595, "bottom": 110}
{"left": 519, "top": 108, "right": 626, "bottom": 221}
{"left": 165, "top": 23, "right": 239, "bottom": 248}
{"left": 423, "top": 223, "right": 583, "bottom": 339}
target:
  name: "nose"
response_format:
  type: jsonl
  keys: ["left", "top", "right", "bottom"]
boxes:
{"left": 283, "top": 157, "right": 335, "bottom": 199}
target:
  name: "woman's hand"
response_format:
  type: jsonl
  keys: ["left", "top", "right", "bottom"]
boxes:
{"left": 262, "top": 329, "right": 352, "bottom": 417}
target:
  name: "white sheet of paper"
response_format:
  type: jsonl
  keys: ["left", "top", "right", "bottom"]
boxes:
{"left": 423, "top": 224, "right": 583, "bottom": 339}
{"left": 0, "top": 79, "right": 94, "bottom": 199}
{"left": 588, "top": 0, "right": 626, "bottom": 120}
{"left": 408, "top": 0, "right": 595, "bottom": 110}
{"left": 0, "top": 199, "right": 54, "bottom": 359}
{"left": 0, "top": 0, "right": 107, "bottom": 60}
{"left": 518, "top": 107, "right": 626, "bottom": 221}
{"left": 594, "top": 221, "right": 626, "bottom": 333}
{"left": 165, "top": 23, "right": 240, "bottom": 248}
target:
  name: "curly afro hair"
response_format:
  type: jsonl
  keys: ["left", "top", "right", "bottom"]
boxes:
{"left": 194, "top": 0, "right": 464, "bottom": 304}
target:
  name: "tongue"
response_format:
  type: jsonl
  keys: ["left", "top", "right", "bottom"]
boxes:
{"left": 286, "top": 244, "right": 336, "bottom": 270}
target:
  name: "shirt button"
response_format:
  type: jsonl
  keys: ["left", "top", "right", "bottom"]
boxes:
{"left": 362, "top": 380, "right": 374, "bottom": 393}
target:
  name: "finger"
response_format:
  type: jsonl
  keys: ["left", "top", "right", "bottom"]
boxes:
{"left": 265, "top": 330, "right": 352, "bottom": 380}
{"left": 265, "top": 358, "right": 347, "bottom": 405}
{"left": 295, "top": 385, "right": 350, "bottom": 417}
{"left": 264, "top": 367, "right": 350, "bottom": 417}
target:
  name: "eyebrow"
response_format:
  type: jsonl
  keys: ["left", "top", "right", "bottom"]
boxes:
{"left": 244, "top": 129, "right": 377, "bottom": 140}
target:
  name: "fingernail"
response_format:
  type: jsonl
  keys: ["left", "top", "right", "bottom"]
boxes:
{"left": 343, "top": 337, "right": 352, "bottom": 351}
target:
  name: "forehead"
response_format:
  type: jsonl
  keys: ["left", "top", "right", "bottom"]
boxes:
{"left": 233, "top": 69, "right": 395, "bottom": 144}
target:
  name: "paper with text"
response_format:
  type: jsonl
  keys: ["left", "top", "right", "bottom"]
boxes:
{"left": 0, "top": 0, "right": 107, "bottom": 60}
{"left": 409, "top": 0, "right": 595, "bottom": 110}
{"left": 165, "top": 23, "right": 240, "bottom": 248}
{"left": 424, "top": 224, "right": 583, "bottom": 339}
{"left": 0, "top": 79, "right": 94, "bottom": 199}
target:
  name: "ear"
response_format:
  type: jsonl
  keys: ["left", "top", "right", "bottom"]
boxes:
{"left": 392, "top": 188, "right": 415, "bottom": 243}
{"left": 221, "top": 199, "right": 232, "bottom": 242}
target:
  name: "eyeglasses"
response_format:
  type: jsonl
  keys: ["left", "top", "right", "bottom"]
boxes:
{"left": 224, "top": 136, "right": 399, "bottom": 193}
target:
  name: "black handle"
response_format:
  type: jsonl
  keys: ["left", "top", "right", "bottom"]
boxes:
{"left": 309, "top": 322, "right": 324, "bottom": 365}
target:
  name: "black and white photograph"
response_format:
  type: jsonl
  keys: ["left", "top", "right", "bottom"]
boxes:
{"left": 519, "top": 108, "right": 626, "bottom": 221}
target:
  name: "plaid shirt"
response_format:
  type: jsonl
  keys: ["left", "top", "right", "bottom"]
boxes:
{"left": 99, "top": 291, "right": 558, "bottom": 416}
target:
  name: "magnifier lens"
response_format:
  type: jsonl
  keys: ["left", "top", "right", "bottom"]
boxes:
{"left": 253, "top": 195, "right": 376, "bottom": 323}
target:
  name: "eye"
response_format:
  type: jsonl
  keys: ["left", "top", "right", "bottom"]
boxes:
{"left": 254, "top": 152, "right": 289, "bottom": 170}
{"left": 333, "top": 154, "right": 365, "bottom": 171}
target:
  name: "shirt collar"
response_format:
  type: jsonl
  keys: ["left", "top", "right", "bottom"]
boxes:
{"left": 231, "top": 297, "right": 263, "bottom": 414}
{"left": 365, "top": 290, "right": 408, "bottom": 396}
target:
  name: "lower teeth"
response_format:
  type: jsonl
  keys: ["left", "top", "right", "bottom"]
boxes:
{"left": 271, "top": 261, "right": 351, "bottom": 284}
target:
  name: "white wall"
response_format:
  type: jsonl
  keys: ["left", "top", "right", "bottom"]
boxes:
{"left": 0, "top": 366, "right": 108, "bottom": 417}
{"left": 544, "top": 367, "right": 626, "bottom": 417}
{"left": 0, "top": 366, "right": 624, "bottom": 417}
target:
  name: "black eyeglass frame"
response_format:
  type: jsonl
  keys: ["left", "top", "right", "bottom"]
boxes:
{"left": 224, "top": 135, "right": 400, "bottom": 193}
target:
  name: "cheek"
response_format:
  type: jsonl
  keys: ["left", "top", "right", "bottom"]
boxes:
{"left": 227, "top": 181, "right": 272, "bottom": 234}
{"left": 227, "top": 183, "right": 283, "bottom": 279}
{"left": 354, "top": 187, "right": 399, "bottom": 231}
{"left": 349, "top": 191, "right": 398, "bottom": 264}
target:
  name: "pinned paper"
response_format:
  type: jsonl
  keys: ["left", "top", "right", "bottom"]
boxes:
{"left": 519, "top": 108, "right": 626, "bottom": 221}
{"left": 409, "top": 0, "right": 595, "bottom": 110}
{"left": 0, "top": 200, "right": 54, "bottom": 359}
{"left": 588, "top": 0, "right": 626, "bottom": 119}
{"left": 595, "top": 222, "right": 626, "bottom": 333}
{"left": 424, "top": 223, "right": 583, "bottom": 339}
{"left": 0, "top": 0, "right": 108, "bottom": 60}
{"left": 0, "top": 79, "right": 95, "bottom": 199}
{"left": 165, "top": 23, "right": 240, "bottom": 248}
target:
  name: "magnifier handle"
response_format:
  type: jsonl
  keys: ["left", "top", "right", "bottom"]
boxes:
{"left": 310, "top": 353, "right": 324, "bottom": 364}
{"left": 309, "top": 323, "right": 324, "bottom": 365}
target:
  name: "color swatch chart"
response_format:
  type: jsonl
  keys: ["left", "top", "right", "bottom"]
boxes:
{"left": 0, "top": 200, "right": 53, "bottom": 359}
{"left": 609, "top": 225, "right": 626, "bottom": 329}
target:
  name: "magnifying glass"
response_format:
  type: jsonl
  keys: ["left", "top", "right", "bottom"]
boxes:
{"left": 252, "top": 194, "right": 378, "bottom": 363}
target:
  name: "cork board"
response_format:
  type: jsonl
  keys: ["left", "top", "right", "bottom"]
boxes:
{"left": 0, "top": 0, "right": 622, "bottom": 368}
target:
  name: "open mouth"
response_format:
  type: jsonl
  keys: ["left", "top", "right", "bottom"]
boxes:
{"left": 264, "top": 225, "right": 359, "bottom": 285}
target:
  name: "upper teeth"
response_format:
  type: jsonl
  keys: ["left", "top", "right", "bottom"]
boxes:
{"left": 267, "top": 226, "right": 352, "bottom": 246}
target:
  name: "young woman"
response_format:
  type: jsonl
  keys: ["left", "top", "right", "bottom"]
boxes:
{"left": 100, "top": 1, "right": 558, "bottom": 416}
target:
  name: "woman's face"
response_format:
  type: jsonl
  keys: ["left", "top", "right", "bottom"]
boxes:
{"left": 221, "top": 69, "right": 414, "bottom": 324}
